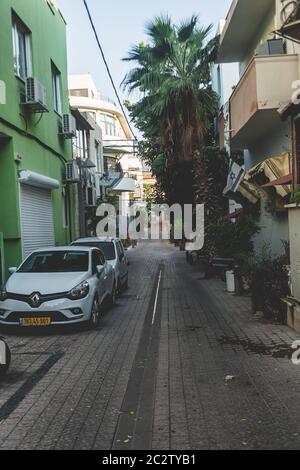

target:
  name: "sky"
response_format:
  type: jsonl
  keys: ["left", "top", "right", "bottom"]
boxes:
{"left": 59, "top": 0, "right": 232, "bottom": 104}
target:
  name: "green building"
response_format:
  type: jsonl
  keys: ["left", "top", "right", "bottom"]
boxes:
{"left": 0, "top": 0, "right": 76, "bottom": 284}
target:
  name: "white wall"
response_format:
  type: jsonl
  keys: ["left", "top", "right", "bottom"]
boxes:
{"left": 212, "top": 20, "right": 240, "bottom": 107}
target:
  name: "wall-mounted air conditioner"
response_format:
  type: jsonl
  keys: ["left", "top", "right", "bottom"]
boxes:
{"left": 24, "top": 77, "right": 48, "bottom": 112}
{"left": 65, "top": 160, "right": 80, "bottom": 183}
{"left": 61, "top": 113, "right": 77, "bottom": 139}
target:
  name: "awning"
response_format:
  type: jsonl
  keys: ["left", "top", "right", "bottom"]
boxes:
{"left": 262, "top": 174, "right": 292, "bottom": 188}
{"left": 103, "top": 146, "right": 133, "bottom": 155}
{"left": 110, "top": 177, "right": 136, "bottom": 193}
{"left": 19, "top": 171, "right": 60, "bottom": 190}
{"left": 247, "top": 153, "right": 291, "bottom": 197}
{"left": 237, "top": 179, "right": 260, "bottom": 204}
{"left": 71, "top": 109, "right": 94, "bottom": 130}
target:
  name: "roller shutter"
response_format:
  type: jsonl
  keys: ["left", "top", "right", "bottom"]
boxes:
{"left": 20, "top": 184, "right": 55, "bottom": 259}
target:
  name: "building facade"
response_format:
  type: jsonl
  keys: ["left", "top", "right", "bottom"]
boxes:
{"left": 68, "top": 74, "right": 138, "bottom": 218}
{"left": 217, "top": 0, "right": 300, "bottom": 257}
{"left": 0, "top": 0, "right": 75, "bottom": 283}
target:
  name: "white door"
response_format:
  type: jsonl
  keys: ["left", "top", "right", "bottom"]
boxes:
{"left": 20, "top": 184, "right": 55, "bottom": 259}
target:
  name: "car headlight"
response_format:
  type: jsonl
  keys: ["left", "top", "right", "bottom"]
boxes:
{"left": 68, "top": 281, "right": 90, "bottom": 300}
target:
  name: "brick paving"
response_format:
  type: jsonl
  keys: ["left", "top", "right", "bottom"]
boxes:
{"left": 0, "top": 241, "right": 300, "bottom": 449}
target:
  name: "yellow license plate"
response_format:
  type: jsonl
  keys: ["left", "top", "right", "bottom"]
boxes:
{"left": 20, "top": 317, "right": 52, "bottom": 326}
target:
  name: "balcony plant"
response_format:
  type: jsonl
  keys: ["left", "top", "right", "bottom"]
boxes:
{"left": 292, "top": 184, "right": 300, "bottom": 206}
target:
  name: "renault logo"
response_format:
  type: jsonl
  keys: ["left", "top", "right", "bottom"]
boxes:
{"left": 30, "top": 293, "right": 41, "bottom": 308}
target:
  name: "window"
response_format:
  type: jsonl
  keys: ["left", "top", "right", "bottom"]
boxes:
{"left": 92, "top": 250, "right": 104, "bottom": 273}
{"left": 74, "top": 129, "right": 89, "bottom": 160}
{"left": 95, "top": 141, "right": 102, "bottom": 173}
{"left": 69, "top": 88, "right": 89, "bottom": 98}
{"left": 52, "top": 62, "right": 62, "bottom": 114}
{"left": 73, "top": 242, "right": 116, "bottom": 261}
{"left": 18, "top": 251, "right": 89, "bottom": 273}
{"left": 100, "top": 114, "right": 116, "bottom": 136}
{"left": 12, "top": 15, "right": 32, "bottom": 80}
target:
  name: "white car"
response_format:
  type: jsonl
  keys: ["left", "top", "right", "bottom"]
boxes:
{"left": 0, "top": 247, "right": 116, "bottom": 329}
{"left": 71, "top": 238, "right": 129, "bottom": 294}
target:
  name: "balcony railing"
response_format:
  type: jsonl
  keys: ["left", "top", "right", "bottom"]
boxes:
{"left": 229, "top": 54, "right": 299, "bottom": 147}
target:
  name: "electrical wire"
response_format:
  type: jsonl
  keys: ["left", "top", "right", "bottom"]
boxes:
{"left": 82, "top": 0, "right": 138, "bottom": 142}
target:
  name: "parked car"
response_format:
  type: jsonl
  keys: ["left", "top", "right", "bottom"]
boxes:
{"left": 71, "top": 238, "right": 129, "bottom": 294}
{"left": 0, "top": 247, "right": 116, "bottom": 329}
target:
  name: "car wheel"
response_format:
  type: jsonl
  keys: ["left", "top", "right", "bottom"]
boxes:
{"left": 0, "top": 339, "right": 11, "bottom": 378}
{"left": 88, "top": 296, "right": 101, "bottom": 329}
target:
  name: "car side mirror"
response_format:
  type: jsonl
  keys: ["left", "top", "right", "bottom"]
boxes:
{"left": 119, "top": 253, "right": 125, "bottom": 262}
{"left": 8, "top": 267, "right": 17, "bottom": 275}
{"left": 96, "top": 265, "right": 104, "bottom": 276}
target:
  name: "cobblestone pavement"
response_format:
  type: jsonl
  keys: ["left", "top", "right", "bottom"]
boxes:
{"left": 1, "top": 241, "right": 300, "bottom": 450}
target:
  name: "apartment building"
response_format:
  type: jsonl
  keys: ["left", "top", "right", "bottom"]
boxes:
{"left": 0, "top": 0, "right": 76, "bottom": 282}
{"left": 68, "top": 74, "right": 137, "bottom": 217}
{"left": 217, "top": 0, "right": 300, "bottom": 257}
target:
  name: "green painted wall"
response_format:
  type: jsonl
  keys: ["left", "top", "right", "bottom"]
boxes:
{"left": 0, "top": 0, "right": 75, "bottom": 279}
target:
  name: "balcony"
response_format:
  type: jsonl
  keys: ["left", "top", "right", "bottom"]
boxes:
{"left": 218, "top": 0, "right": 275, "bottom": 63}
{"left": 278, "top": 0, "right": 300, "bottom": 42}
{"left": 229, "top": 54, "right": 299, "bottom": 148}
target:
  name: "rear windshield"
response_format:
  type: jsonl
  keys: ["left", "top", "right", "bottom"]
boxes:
{"left": 73, "top": 242, "right": 116, "bottom": 261}
{"left": 18, "top": 251, "right": 89, "bottom": 273}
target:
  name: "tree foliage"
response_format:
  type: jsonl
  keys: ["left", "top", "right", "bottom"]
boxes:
{"left": 123, "top": 15, "right": 220, "bottom": 207}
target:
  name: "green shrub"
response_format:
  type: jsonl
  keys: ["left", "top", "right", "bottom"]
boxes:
{"left": 207, "top": 215, "right": 259, "bottom": 259}
{"left": 292, "top": 185, "right": 300, "bottom": 206}
{"left": 247, "top": 246, "right": 289, "bottom": 323}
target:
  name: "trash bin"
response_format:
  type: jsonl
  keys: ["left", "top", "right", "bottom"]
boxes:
{"left": 226, "top": 270, "right": 235, "bottom": 293}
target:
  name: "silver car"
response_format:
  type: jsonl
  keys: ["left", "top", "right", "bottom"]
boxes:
{"left": 0, "top": 247, "right": 116, "bottom": 329}
{"left": 71, "top": 238, "right": 129, "bottom": 294}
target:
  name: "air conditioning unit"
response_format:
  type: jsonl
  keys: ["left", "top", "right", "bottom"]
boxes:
{"left": 65, "top": 160, "right": 80, "bottom": 183}
{"left": 25, "top": 77, "right": 48, "bottom": 112}
{"left": 85, "top": 186, "right": 97, "bottom": 207}
{"left": 61, "top": 113, "right": 77, "bottom": 139}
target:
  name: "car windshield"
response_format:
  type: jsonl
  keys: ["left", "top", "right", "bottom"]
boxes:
{"left": 18, "top": 251, "right": 89, "bottom": 273}
{"left": 73, "top": 242, "right": 116, "bottom": 261}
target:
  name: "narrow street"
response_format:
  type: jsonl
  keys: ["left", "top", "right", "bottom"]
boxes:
{"left": 0, "top": 241, "right": 300, "bottom": 450}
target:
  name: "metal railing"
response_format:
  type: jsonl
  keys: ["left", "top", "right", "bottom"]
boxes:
{"left": 98, "top": 95, "right": 117, "bottom": 106}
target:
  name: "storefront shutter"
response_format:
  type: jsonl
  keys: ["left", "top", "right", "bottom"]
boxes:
{"left": 20, "top": 184, "right": 55, "bottom": 259}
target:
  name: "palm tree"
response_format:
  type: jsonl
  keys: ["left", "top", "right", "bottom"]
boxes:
{"left": 123, "top": 15, "right": 219, "bottom": 166}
